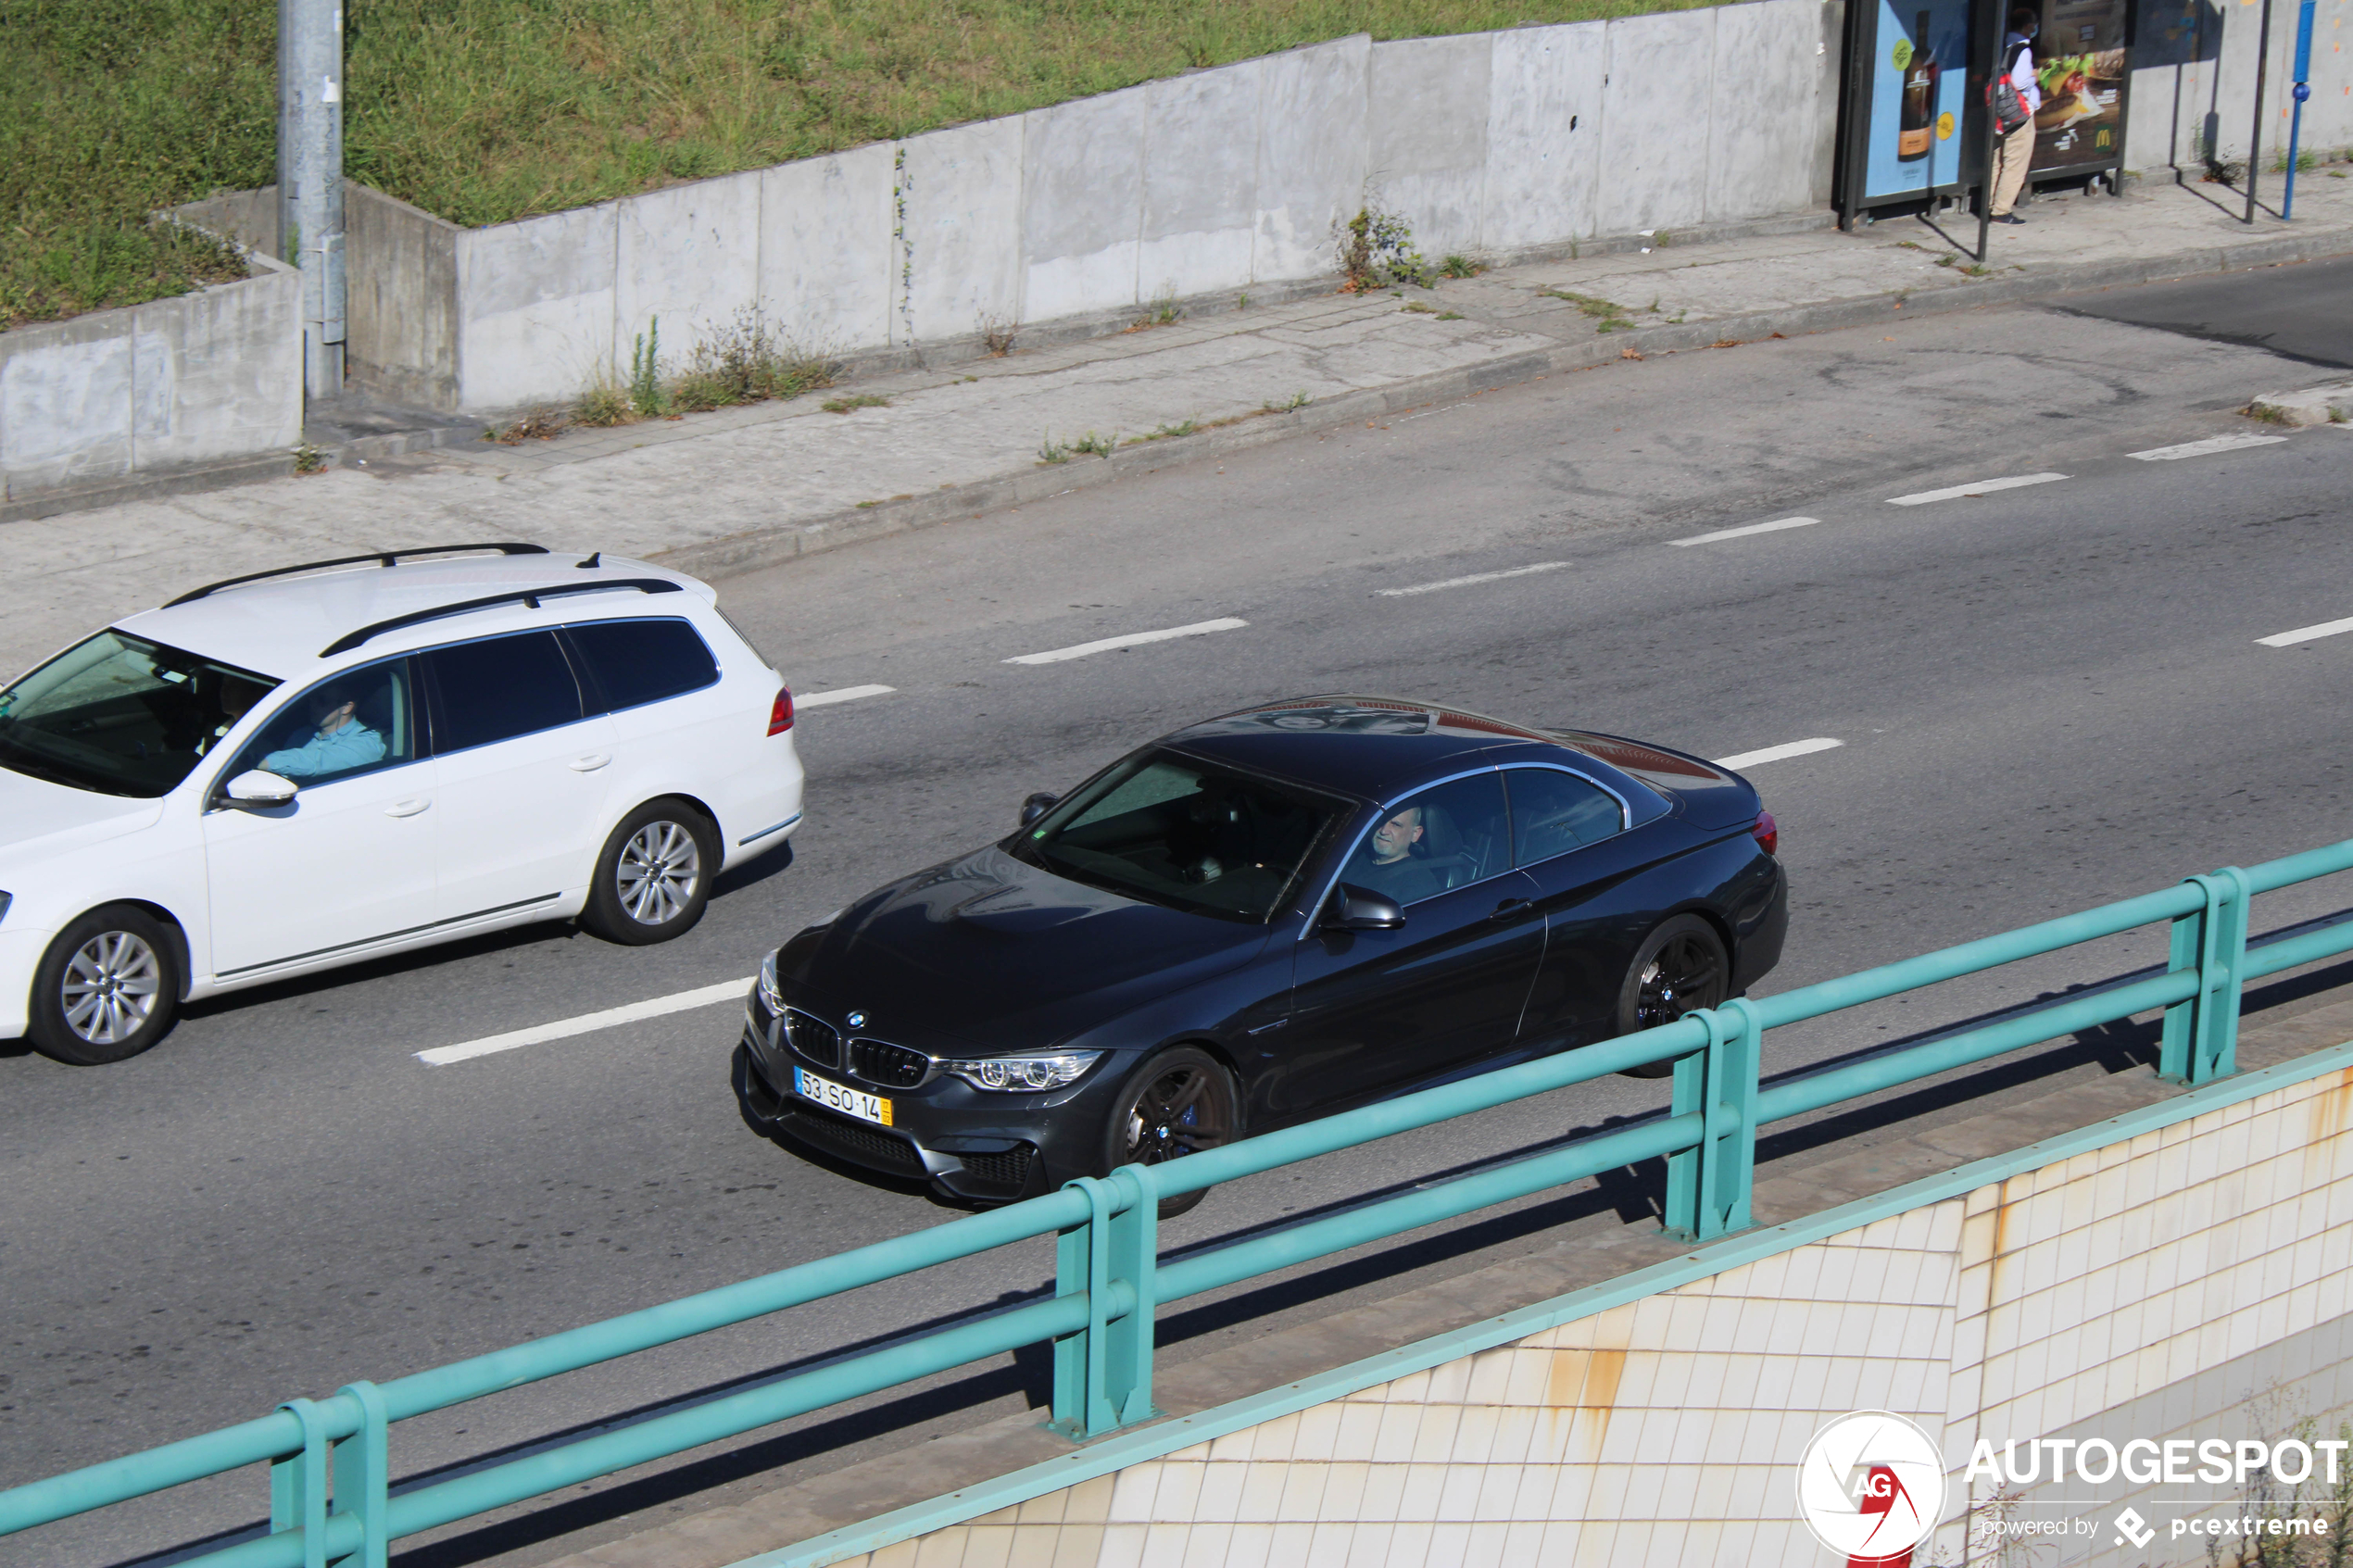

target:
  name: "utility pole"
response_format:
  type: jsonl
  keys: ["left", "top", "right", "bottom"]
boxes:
{"left": 279, "top": 0, "right": 346, "bottom": 399}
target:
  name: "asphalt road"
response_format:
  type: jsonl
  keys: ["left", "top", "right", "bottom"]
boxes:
{"left": 5, "top": 259, "right": 2352, "bottom": 1568}
{"left": 2051, "top": 251, "right": 2353, "bottom": 368}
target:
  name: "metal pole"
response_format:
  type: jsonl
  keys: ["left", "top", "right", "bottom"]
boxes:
{"left": 1975, "top": 0, "right": 1997, "bottom": 262}
{"left": 279, "top": 0, "right": 346, "bottom": 399}
{"left": 2246, "top": 0, "right": 2274, "bottom": 224}
{"left": 2283, "top": 0, "right": 2317, "bottom": 218}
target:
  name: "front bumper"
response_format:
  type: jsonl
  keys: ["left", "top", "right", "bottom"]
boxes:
{"left": 0, "top": 924, "right": 44, "bottom": 1039}
{"left": 734, "top": 992, "right": 1114, "bottom": 1203}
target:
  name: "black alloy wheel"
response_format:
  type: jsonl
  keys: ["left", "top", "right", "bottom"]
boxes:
{"left": 28, "top": 904, "right": 183, "bottom": 1065}
{"left": 1101, "top": 1046, "right": 1238, "bottom": 1219}
{"left": 1614, "top": 914, "right": 1730, "bottom": 1078}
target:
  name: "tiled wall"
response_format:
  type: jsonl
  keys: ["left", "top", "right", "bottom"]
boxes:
{"left": 817, "top": 1065, "right": 2353, "bottom": 1568}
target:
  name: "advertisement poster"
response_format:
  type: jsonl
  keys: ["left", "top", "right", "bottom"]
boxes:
{"left": 1862, "top": 0, "right": 1975, "bottom": 198}
{"left": 2025, "top": 0, "right": 2130, "bottom": 172}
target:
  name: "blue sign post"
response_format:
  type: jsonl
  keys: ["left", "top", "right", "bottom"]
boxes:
{"left": 2283, "top": 0, "right": 2318, "bottom": 218}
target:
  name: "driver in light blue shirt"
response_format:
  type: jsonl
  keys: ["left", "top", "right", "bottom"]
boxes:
{"left": 260, "top": 692, "right": 385, "bottom": 780}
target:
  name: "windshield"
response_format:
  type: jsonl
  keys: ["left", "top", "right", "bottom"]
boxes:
{"left": 1013, "top": 749, "right": 1344, "bottom": 922}
{"left": 0, "top": 631, "right": 280, "bottom": 798}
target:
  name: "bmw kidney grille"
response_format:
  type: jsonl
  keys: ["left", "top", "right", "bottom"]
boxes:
{"left": 849, "top": 1037, "right": 931, "bottom": 1089}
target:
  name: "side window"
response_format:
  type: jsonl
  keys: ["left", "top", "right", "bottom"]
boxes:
{"left": 424, "top": 632, "right": 585, "bottom": 754}
{"left": 1339, "top": 772, "right": 1511, "bottom": 907}
{"left": 228, "top": 659, "right": 417, "bottom": 787}
{"left": 564, "top": 619, "right": 719, "bottom": 713}
{"left": 1504, "top": 768, "right": 1624, "bottom": 864}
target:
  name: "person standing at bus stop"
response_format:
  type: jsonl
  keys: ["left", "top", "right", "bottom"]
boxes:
{"left": 1990, "top": 6, "right": 2043, "bottom": 223}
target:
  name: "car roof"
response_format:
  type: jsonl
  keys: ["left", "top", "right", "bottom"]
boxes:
{"left": 111, "top": 551, "right": 714, "bottom": 681}
{"left": 1161, "top": 695, "right": 1617, "bottom": 804}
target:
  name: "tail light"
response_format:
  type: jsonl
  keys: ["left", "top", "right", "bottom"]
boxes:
{"left": 1752, "top": 809, "right": 1779, "bottom": 857}
{"left": 767, "top": 687, "right": 794, "bottom": 735}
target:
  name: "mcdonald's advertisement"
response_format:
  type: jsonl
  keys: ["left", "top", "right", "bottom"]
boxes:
{"left": 2027, "top": 0, "right": 2130, "bottom": 172}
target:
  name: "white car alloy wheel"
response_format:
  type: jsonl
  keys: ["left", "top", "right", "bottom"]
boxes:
{"left": 61, "top": 930, "right": 163, "bottom": 1047}
{"left": 617, "top": 820, "right": 702, "bottom": 926}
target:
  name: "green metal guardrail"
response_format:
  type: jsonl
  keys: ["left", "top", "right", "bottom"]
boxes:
{"left": 5, "top": 838, "right": 2352, "bottom": 1567}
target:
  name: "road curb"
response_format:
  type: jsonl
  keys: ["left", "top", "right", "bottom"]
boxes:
{"left": 2247, "top": 379, "right": 2353, "bottom": 426}
{"left": 0, "top": 417, "right": 485, "bottom": 526}
{"left": 648, "top": 224, "right": 2353, "bottom": 584}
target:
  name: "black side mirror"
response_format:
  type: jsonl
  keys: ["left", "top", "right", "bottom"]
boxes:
{"left": 1019, "top": 792, "right": 1060, "bottom": 828}
{"left": 1325, "top": 883, "right": 1405, "bottom": 931}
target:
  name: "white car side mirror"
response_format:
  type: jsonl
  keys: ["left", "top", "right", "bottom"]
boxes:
{"left": 224, "top": 770, "right": 298, "bottom": 808}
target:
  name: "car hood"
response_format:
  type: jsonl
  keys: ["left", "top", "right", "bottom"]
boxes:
{"left": 0, "top": 766, "right": 163, "bottom": 873}
{"left": 782, "top": 846, "right": 1272, "bottom": 1052}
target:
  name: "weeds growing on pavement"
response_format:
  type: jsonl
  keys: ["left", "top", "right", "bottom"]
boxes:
{"left": 574, "top": 383, "right": 634, "bottom": 427}
{"left": 1340, "top": 206, "right": 1435, "bottom": 290}
{"left": 571, "top": 306, "right": 834, "bottom": 430}
{"left": 1264, "top": 392, "right": 1312, "bottom": 413}
{"left": 495, "top": 406, "right": 570, "bottom": 442}
{"left": 1038, "top": 433, "right": 1072, "bottom": 464}
{"left": 1540, "top": 288, "right": 1635, "bottom": 332}
{"left": 1127, "top": 420, "right": 1196, "bottom": 444}
{"left": 628, "top": 320, "right": 667, "bottom": 417}
{"left": 1438, "top": 253, "right": 1485, "bottom": 278}
{"left": 821, "top": 393, "right": 889, "bottom": 413}
{"left": 1070, "top": 431, "right": 1116, "bottom": 457}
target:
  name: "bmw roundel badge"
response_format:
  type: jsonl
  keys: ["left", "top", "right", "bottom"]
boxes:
{"left": 846, "top": 1010, "right": 867, "bottom": 1029}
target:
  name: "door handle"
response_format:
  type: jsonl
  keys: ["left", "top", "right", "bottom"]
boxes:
{"left": 569, "top": 754, "right": 611, "bottom": 772}
{"left": 1487, "top": 897, "right": 1532, "bottom": 921}
{"left": 384, "top": 797, "right": 430, "bottom": 818}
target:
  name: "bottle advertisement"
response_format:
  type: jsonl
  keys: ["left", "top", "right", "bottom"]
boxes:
{"left": 1863, "top": 0, "right": 1973, "bottom": 198}
{"left": 2024, "top": 0, "right": 2130, "bottom": 174}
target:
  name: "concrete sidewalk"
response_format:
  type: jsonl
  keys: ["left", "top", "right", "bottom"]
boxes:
{"left": 5, "top": 175, "right": 2348, "bottom": 678}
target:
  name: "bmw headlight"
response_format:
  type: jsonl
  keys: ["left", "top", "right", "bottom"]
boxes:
{"left": 940, "top": 1051, "right": 1101, "bottom": 1093}
{"left": 756, "top": 949, "right": 787, "bottom": 1015}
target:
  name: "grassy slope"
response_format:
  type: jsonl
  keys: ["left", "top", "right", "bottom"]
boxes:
{"left": 5, "top": 0, "right": 1727, "bottom": 328}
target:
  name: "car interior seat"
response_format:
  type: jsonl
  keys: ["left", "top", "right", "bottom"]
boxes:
{"left": 1519, "top": 791, "right": 1620, "bottom": 862}
{"left": 1414, "top": 804, "right": 1482, "bottom": 891}
{"left": 351, "top": 676, "right": 406, "bottom": 764}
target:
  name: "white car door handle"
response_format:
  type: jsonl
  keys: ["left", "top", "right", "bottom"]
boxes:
{"left": 569, "top": 754, "right": 611, "bottom": 772}
{"left": 384, "top": 797, "right": 431, "bottom": 818}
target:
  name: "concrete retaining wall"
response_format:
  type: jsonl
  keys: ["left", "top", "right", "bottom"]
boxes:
{"left": 0, "top": 259, "right": 302, "bottom": 507}
{"left": 316, "top": 1, "right": 1848, "bottom": 412}
{"left": 2126, "top": 0, "right": 2353, "bottom": 176}
{"left": 817, "top": 1058, "right": 2353, "bottom": 1567}
{"left": 157, "top": 0, "right": 2336, "bottom": 418}
{"left": 174, "top": 182, "right": 462, "bottom": 413}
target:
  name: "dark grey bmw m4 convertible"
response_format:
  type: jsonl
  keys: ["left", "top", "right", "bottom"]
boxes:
{"left": 736, "top": 696, "right": 1787, "bottom": 1212}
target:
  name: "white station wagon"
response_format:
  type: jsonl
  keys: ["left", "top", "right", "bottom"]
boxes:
{"left": 0, "top": 545, "right": 804, "bottom": 1064}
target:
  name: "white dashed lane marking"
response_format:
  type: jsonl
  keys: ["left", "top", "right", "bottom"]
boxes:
{"left": 419, "top": 980, "right": 751, "bottom": 1066}
{"left": 1886, "top": 473, "right": 2068, "bottom": 506}
{"left": 1711, "top": 737, "right": 1844, "bottom": 771}
{"left": 2258, "top": 616, "right": 2353, "bottom": 649}
{"left": 1670, "top": 517, "right": 1821, "bottom": 547}
{"left": 1378, "top": 562, "right": 1569, "bottom": 597}
{"left": 798, "top": 684, "right": 897, "bottom": 708}
{"left": 1004, "top": 618, "right": 1249, "bottom": 665}
{"left": 2128, "top": 433, "right": 2289, "bottom": 461}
